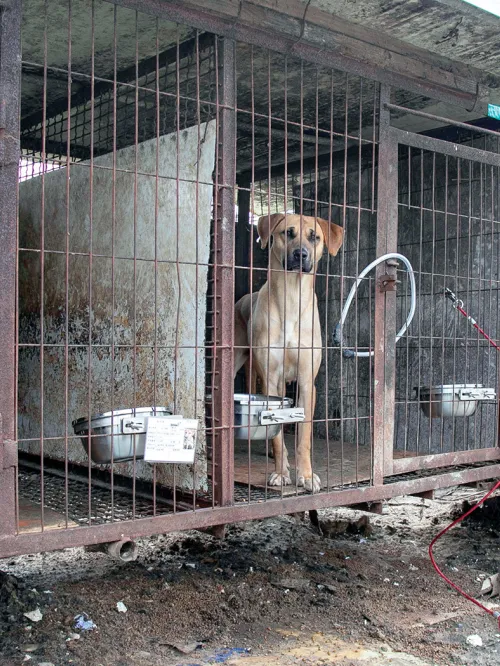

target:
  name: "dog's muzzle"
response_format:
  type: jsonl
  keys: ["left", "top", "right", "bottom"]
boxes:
{"left": 284, "top": 248, "right": 312, "bottom": 273}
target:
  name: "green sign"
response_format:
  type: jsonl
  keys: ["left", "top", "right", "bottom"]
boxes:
{"left": 487, "top": 104, "right": 500, "bottom": 120}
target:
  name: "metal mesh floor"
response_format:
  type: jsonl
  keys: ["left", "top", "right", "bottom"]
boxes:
{"left": 18, "top": 469, "right": 161, "bottom": 526}
{"left": 17, "top": 459, "right": 500, "bottom": 530}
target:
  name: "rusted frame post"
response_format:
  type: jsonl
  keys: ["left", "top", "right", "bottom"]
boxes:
{"left": 212, "top": 37, "right": 236, "bottom": 508}
{"left": 373, "top": 85, "right": 398, "bottom": 482}
{"left": 0, "top": 0, "right": 21, "bottom": 536}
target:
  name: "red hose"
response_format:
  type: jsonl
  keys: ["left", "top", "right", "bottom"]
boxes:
{"left": 429, "top": 480, "right": 500, "bottom": 628}
{"left": 455, "top": 303, "right": 500, "bottom": 351}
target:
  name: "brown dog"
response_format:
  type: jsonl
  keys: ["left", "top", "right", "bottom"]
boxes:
{"left": 234, "top": 213, "right": 343, "bottom": 492}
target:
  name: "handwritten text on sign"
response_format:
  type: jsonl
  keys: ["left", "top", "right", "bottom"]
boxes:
{"left": 144, "top": 417, "right": 198, "bottom": 463}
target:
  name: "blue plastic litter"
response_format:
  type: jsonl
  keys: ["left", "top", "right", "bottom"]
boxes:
{"left": 74, "top": 613, "right": 97, "bottom": 631}
{"left": 212, "top": 647, "right": 249, "bottom": 663}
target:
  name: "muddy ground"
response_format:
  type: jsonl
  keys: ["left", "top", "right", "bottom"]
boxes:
{"left": 1, "top": 485, "right": 499, "bottom": 666}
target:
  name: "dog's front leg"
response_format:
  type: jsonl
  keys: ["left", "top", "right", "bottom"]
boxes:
{"left": 269, "top": 431, "right": 291, "bottom": 487}
{"left": 296, "top": 384, "right": 321, "bottom": 492}
{"left": 263, "top": 377, "right": 291, "bottom": 488}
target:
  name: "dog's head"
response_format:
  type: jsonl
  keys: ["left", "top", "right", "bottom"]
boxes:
{"left": 257, "top": 213, "right": 343, "bottom": 273}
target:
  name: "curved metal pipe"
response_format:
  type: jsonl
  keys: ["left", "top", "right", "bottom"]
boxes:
{"left": 334, "top": 253, "right": 416, "bottom": 358}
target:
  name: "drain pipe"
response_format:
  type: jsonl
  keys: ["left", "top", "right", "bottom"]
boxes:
{"left": 86, "top": 539, "right": 139, "bottom": 562}
{"left": 106, "top": 539, "right": 138, "bottom": 562}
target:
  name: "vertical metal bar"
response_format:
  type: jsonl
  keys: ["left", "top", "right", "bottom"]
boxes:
{"left": 193, "top": 29, "right": 201, "bottom": 508}
{"left": 247, "top": 43, "right": 255, "bottom": 504}
{"left": 212, "top": 37, "right": 236, "bottom": 508}
{"left": 0, "top": 0, "right": 21, "bottom": 536}
{"left": 439, "top": 156, "right": 449, "bottom": 454}
{"left": 64, "top": 0, "right": 73, "bottom": 530}
{"left": 152, "top": 17, "right": 160, "bottom": 514}
{"left": 451, "top": 158, "right": 461, "bottom": 452}
{"left": 39, "top": 0, "right": 47, "bottom": 532}
{"left": 132, "top": 9, "right": 139, "bottom": 519}
{"left": 172, "top": 23, "right": 182, "bottom": 511}
{"left": 87, "top": 0, "right": 96, "bottom": 525}
{"left": 110, "top": 3, "right": 118, "bottom": 519}
{"left": 427, "top": 152, "right": 436, "bottom": 456}
{"left": 402, "top": 148, "right": 411, "bottom": 456}
{"left": 374, "top": 85, "right": 398, "bottom": 481}
{"left": 415, "top": 149, "right": 424, "bottom": 456}
{"left": 354, "top": 79, "right": 363, "bottom": 484}
{"left": 265, "top": 49, "right": 272, "bottom": 498}
{"left": 324, "top": 68, "right": 334, "bottom": 492}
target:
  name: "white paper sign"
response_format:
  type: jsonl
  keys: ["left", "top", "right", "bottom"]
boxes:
{"left": 144, "top": 417, "right": 198, "bottom": 463}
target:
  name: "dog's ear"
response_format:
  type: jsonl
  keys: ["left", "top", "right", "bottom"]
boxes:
{"left": 316, "top": 218, "right": 344, "bottom": 256}
{"left": 257, "top": 214, "right": 285, "bottom": 249}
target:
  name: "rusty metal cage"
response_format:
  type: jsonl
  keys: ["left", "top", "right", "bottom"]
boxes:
{"left": 1, "top": 0, "right": 500, "bottom": 558}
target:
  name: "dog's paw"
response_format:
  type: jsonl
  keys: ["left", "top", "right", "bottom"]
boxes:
{"left": 269, "top": 472, "right": 292, "bottom": 487}
{"left": 297, "top": 473, "right": 321, "bottom": 493}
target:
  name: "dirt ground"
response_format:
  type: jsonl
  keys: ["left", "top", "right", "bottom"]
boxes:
{"left": 1, "top": 485, "right": 499, "bottom": 666}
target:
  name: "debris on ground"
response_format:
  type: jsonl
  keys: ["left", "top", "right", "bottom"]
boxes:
{"left": 0, "top": 571, "right": 48, "bottom": 625}
{"left": 74, "top": 612, "right": 97, "bottom": 631}
{"left": 466, "top": 634, "right": 483, "bottom": 647}
{"left": 1, "top": 486, "right": 499, "bottom": 665}
{"left": 116, "top": 601, "right": 127, "bottom": 613}
{"left": 480, "top": 573, "right": 500, "bottom": 598}
{"left": 161, "top": 640, "right": 203, "bottom": 654}
{"left": 23, "top": 608, "right": 43, "bottom": 622}
{"left": 319, "top": 514, "right": 373, "bottom": 538}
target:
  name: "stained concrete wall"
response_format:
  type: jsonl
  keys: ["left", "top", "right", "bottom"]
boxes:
{"left": 18, "top": 121, "right": 216, "bottom": 490}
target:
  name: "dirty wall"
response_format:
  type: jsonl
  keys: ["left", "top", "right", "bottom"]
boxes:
{"left": 18, "top": 121, "right": 216, "bottom": 490}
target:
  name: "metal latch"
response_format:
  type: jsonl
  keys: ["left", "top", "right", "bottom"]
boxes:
{"left": 379, "top": 274, "right": 400, "bottom": 292}
{"left": 458, "top": 388, "right": 496, "bottom": 401}
{"left": 121, "top": 417, "right": 146, "bottom": 433}
{"left": 259, "top": 408, "right": 306, "bottom": 425}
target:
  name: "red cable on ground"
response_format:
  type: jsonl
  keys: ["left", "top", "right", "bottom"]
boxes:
{"left": 429, "top": 479, "right": 500, "bottom": 628}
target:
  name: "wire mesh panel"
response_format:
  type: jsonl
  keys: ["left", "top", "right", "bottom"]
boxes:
{"left": 16, "top": 0, "right": 384, "bottom": 543}
{"left": 394, "top": 139, "right": 500, "bottom": 468}
{"left": 11, "top": 0, "right": 500, "bottom": 556}
{"left": 232, "top": 46, "right": 379, "bottom": 499}
{"left": 17, "top": 0, "right": 226, "bottom": 534}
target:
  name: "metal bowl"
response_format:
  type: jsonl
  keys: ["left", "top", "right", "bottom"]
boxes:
{"left": 417, "top": 384, "right": 496, "bottom": 418}
{"left": 72, "top": 407, "right": 173, "bottom": 464}
{"left": 234, "top": 394, "right": 293, "bottom": 440}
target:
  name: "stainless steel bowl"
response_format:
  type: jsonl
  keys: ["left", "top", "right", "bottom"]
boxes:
{"left": 417, "top": 384, "right": 496, "bottom": 418}
{"left": 72, "top": 407, "right": 173, "bottom": 464}
{"left": 234, "top": 394, "right": 293, "bottom": 440}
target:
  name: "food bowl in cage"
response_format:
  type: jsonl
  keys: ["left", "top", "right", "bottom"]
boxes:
{"left": 416, "top": 384, "right": 496, "bottom": 419}
{"left": 72, "top": 407, "right": 173, "bottom": 464}
{"left": 233, "top": 394, "right": 304, "bottom": 440}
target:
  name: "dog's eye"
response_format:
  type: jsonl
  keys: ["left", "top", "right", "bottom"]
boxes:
{"left": 284, "top": 228, "right": 294, "bottom": 238}
{"left": 310, "top": 231, "right": 318, "bottom": 242}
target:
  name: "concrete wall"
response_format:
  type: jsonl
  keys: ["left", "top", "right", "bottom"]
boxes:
{"left": 18, "top": 121, "right": 216, "bottom": 490}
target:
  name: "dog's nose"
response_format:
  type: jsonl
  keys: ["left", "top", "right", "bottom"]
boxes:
{"left": 293, "top": 248, "right": 308, "bottom": 262}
